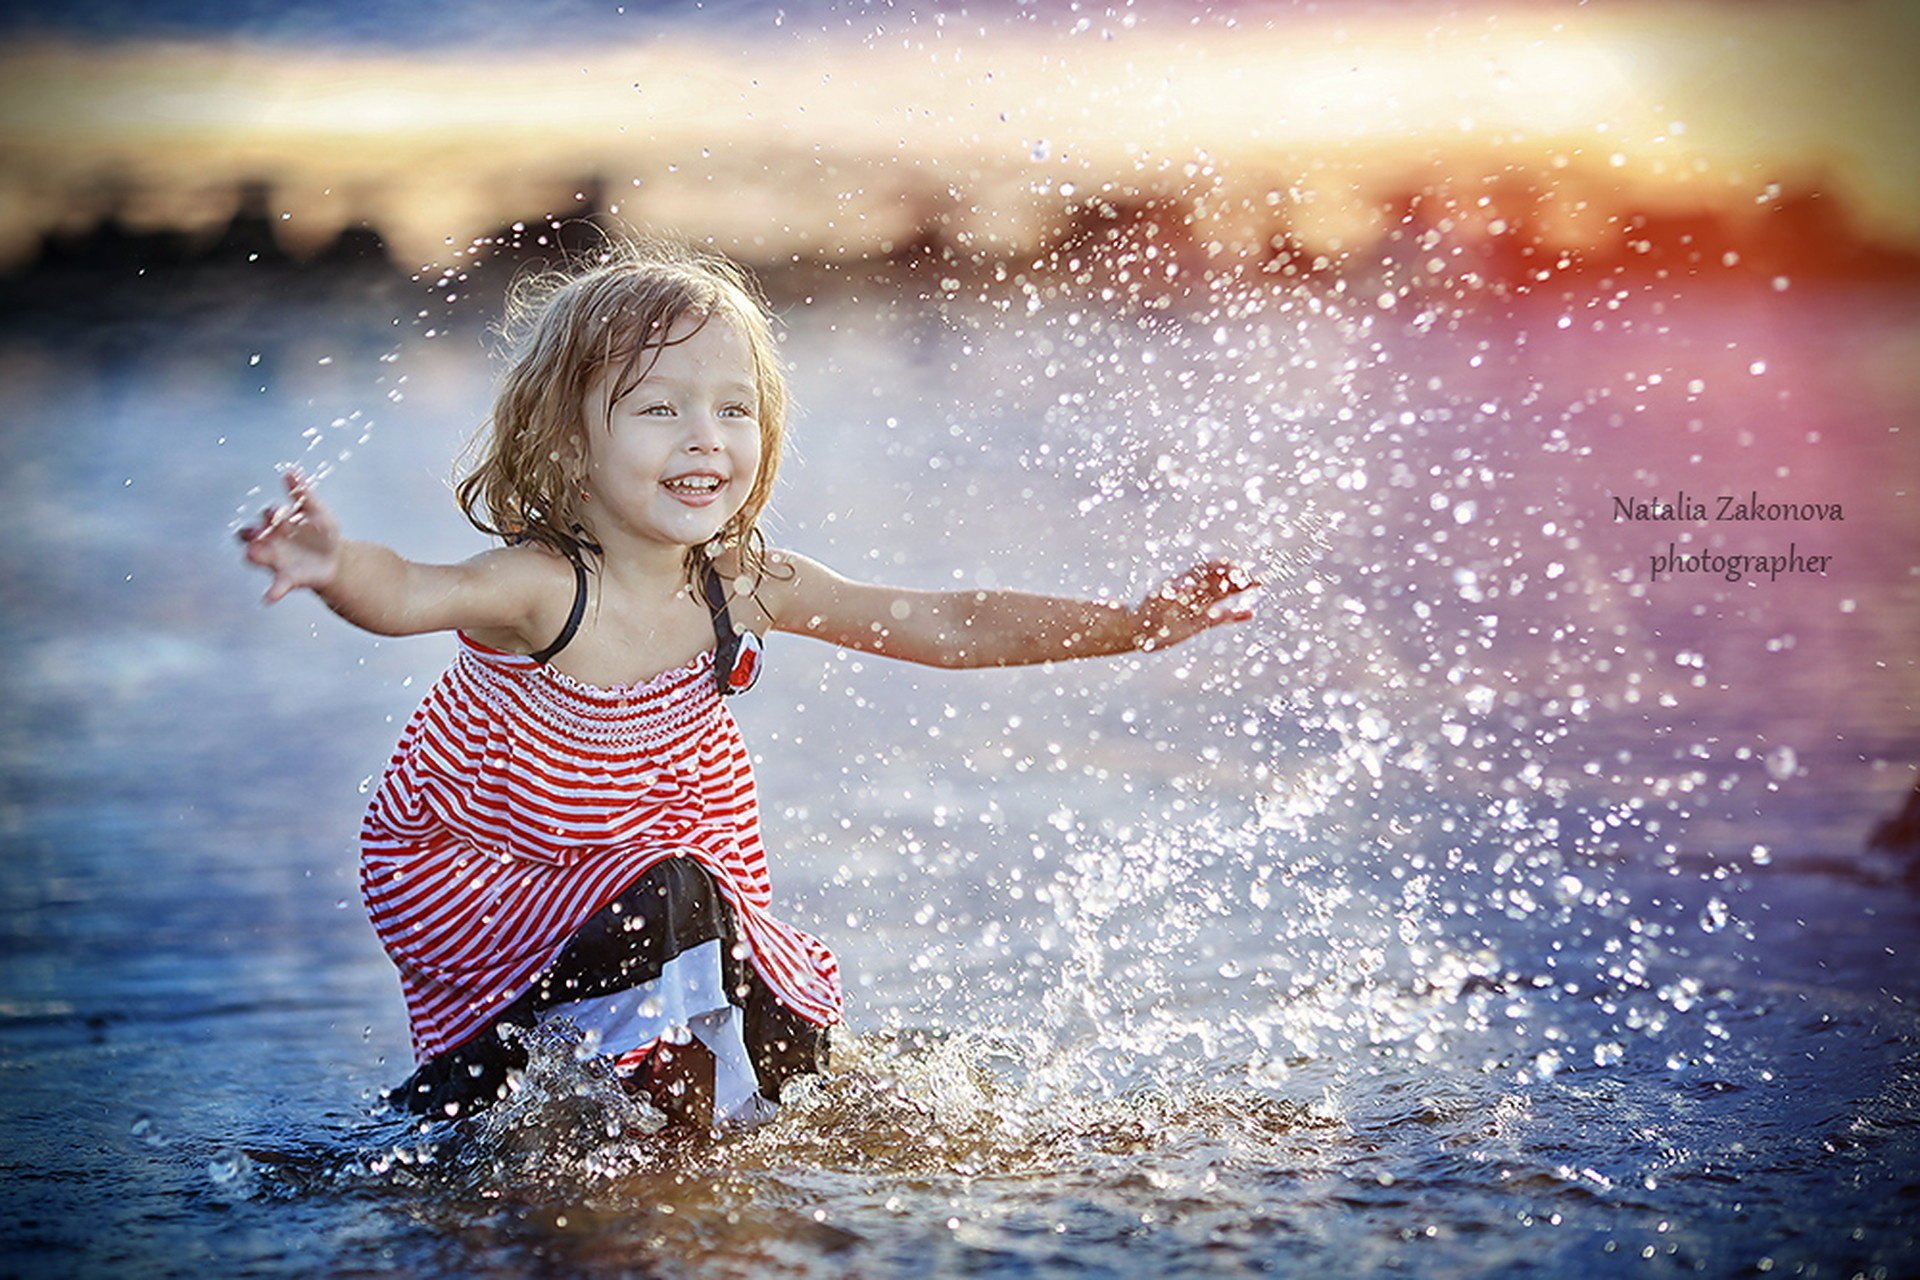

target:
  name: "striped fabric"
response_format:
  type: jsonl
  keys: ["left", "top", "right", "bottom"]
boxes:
{"left": 360, "top": 634, "right": 842, "bottom": 1063}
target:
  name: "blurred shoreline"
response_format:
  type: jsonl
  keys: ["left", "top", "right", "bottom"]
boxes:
{"left": 6, "top": 171, "right": 1918, "bottom": 345}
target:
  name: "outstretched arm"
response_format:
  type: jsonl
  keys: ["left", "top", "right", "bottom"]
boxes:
{"left": 237, "top": 470, "right": 559, "bottom": 644}
{"left": 756, "top": 552, "right": 1258, "bottom": 669}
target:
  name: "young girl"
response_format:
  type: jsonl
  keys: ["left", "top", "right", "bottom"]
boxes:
{"left": 240, "top": 240, "right": 1258, "bottom": 1132}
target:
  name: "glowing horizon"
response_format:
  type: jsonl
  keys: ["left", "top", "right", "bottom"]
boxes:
{"left": 0, "top": 1, "right": 1914, "bottom": 269}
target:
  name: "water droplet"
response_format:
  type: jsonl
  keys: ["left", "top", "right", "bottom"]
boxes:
{"left": 1764, "top": 746, "right": 1797, "bottom": 781}
{"left": 207, "top": 1154, "right": 247, "bottom": 1185}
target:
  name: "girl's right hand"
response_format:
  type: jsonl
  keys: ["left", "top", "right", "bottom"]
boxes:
{"left": 238, "top": 470, "right": 343, "bottom": 603}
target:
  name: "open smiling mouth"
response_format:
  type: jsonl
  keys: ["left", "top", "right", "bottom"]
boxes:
{"left": 663, "top": 474, "right": 727, "bottom": 500}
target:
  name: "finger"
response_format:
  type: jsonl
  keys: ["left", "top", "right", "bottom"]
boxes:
{"left": 1180, "top": 561, "right": 1236, "bottom": 595}
{"left": 1203, "top": 560, "right": 1260, "bottom": 592}
{"left": 1215, "top": 580, "right": 1264, "bottom": 603}
{"left": 1207, "top": 588, "right": 1258, "bottom": 614}
{"left": 256, "top": 505, "right": 291, "bottom": 536}
{"left": 1170, "top": 565, "right": 1217, "bottom": 596}
{"left": 1189, "top": 581, "right": 1252, "bottom": 610}
{"left": 1203, "top": 560, "right": 1261, "bottom": 589}
{"left": 279, "top": 472, "right": 314, "bottom": 519}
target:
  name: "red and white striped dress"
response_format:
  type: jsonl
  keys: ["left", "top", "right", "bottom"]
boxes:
{"left": 359, "top": 634, "right": 842, "bottom": 1063}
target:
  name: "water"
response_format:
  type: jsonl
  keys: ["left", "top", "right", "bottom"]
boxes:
{"left": 2, "top": 275, "right": 1916, "bottom": 1277}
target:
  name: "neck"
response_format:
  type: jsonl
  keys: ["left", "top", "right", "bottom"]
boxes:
{"left": 583, "top": 523, "right": 704, "bottom": 597}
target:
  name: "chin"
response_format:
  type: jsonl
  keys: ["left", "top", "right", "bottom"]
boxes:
{"left": 656, "top": 520, "right": 734, "bottom": 551}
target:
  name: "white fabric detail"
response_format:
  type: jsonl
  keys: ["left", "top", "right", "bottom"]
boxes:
{"left": 538, "top": 938, "right": 729, "bottom": 1051}
{"left": 536, "top": 938, "right": 773, "bottom": 1125}
{"left": 692, "top": 1006, "right": 779, "bottom": 1128}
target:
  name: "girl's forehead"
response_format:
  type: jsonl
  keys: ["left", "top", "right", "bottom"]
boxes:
{"left": 602, "top": 307, "right": 756, "bottom": 397}
{"left": 635, "top": 310, "right": 751, "bottom": 367}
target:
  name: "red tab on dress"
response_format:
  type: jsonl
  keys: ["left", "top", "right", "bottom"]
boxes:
{"left": 727, "top": 633, "right": 762, "bottom": 692}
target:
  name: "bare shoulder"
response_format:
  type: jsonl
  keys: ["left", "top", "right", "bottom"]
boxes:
{"left": 465, "top": 543, "right": 579, "bottom": 598}
{"left": 459, "top": 544, "right": 584, "bottom": 652}
{"left": 710, "top": 544, "right": 816, "bottom": 633}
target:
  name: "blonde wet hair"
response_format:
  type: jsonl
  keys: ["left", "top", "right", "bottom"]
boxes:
{"left": 456, "top": 237, "right": 788, "bottom": 585}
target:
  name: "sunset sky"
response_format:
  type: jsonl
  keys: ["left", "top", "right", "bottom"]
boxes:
{"left": 1, "top": 0, "right": 1915, "bottom": 269}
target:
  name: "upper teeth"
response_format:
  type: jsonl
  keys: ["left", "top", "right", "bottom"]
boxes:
{"left": 667, "top": 476, "right": 721, "bottom": 492}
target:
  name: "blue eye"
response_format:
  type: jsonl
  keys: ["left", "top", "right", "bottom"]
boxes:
{"left": 637, "top": 404, "right": 674, "bottom": 417}
{"left": 720, "top": 404, "right": 755, "bottom": 418}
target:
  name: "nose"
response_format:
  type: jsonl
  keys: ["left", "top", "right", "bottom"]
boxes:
{"left": 684, "top": 410, "right": 725, "bottom": 452}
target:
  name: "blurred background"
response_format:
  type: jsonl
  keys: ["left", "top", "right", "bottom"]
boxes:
{"left": 4, "top": 0, "right": 1919, "bottom": 304}
{"left": 2, "top": 2, "right": 1917, "bottom": 1278}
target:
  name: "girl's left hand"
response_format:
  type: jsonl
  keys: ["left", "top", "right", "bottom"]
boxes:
{"left": 1134, "top": 560, "right": 1261, "bottom": 651}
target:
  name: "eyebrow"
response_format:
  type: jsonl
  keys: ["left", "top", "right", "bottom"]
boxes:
{"left": 634, "top": 374, "right": 756, "bottom": 396}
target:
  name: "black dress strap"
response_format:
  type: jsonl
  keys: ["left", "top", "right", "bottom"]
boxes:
{"left": 700, "top": 563, "right": 734, "bottom": 636}
{"left": 529, "top": 555, "right": 589, "bottom": 665}
{"left": 702, "top": 562, "right": 763, "bottom": 696}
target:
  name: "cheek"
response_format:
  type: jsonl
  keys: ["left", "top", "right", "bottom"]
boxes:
{"left": 735, "top": 429, "right": 766, "bottom": 481}
{"left": 603, "top": 432, "right": 665, "bottom": 472}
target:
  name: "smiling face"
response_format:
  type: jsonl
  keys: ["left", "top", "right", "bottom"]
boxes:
{"left": 576, "top": 309, "right": 765, "bottom": 558}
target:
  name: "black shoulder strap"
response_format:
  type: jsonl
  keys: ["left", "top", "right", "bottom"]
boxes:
{"left": 701, "top": 562, "right": 739, "bottom": 649}
{"left": 702, "top": 562, "right": 763, "bottom": 696}
{"left": 529, "top": 555, "right": 589, "bottom": 665}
